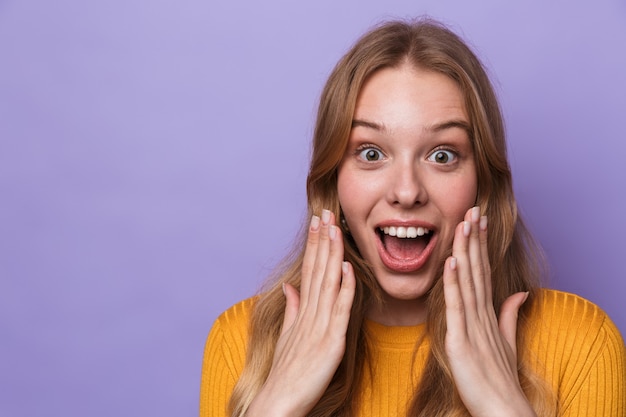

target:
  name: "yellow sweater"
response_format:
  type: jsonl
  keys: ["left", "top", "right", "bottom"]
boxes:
{"left": 199, "top": 289, "right": 625, "bottom": 416}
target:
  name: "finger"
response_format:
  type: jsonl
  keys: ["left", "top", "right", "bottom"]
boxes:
{"left": 498, "top": 291, "right": 529, "bottom": 358}
{"left": 443, "top": 256, "right": 467, "bottom": 341}
{"left": 300, "top": 215, "right": 321, "bottom": 305}
{"left": 306, "top": 209, "right": 335, "bottom": 309}
{"left": 451, "top": 218, "right": 478, "bottom": 315}
{"left": 479, "top": 215, "right": 493, "bottom": 304}
{"left": 281, "top": 282, "right": 301, "bottom": 337}
{"left": 317, "top": 224, "right": 345, "bottom": 320}
{"left": 466, "top": 206, "right": 488, "bottom": 307}
{"left": 331, "top": 261, "right": 356, "bottom": 335}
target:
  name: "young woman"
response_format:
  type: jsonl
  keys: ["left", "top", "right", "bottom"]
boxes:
{"left": 200, "top": 19, "right": 625, "bottom": 417}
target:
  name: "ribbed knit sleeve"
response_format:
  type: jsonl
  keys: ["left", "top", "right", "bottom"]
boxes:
{"left": 199, "top": 298, "right": 254, "bottom": 417}
{"left": 528, "top": 290, "right": 626, "bottom": 417}
{"left": 563, "top": 316, "right": 626, "bottom": 416}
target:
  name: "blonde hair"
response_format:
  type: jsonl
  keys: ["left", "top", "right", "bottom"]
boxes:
{"left": 229, "top": 19, "right": 557, "bottom": 417}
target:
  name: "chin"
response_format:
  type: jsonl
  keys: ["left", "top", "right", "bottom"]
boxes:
{"left": 375, "top": 269, "right": 435, "bottom": 302}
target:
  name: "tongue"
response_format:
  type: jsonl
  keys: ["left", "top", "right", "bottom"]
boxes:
{"left": 383, "top": 235, "right": 428, "bottom": 260}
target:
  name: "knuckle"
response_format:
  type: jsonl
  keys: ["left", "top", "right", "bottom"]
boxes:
{"left": 473, "top": 263, "right": 485, "bottom": 278}
{"left": 447, "top": 299, "right": 465, "bottom": 314}
{"left": 307, "top": 233, "right": 319, "bottom": 246}
{"left": 454, "top": 301, "right": 465, "bottom": 314}
{"left": 319, "top": 223, "right": 334, "bottom": 242}
{"left": 301, "top": 259, "right": 315, "bottom": 278}
{"left": 310, "top": 263, "right": 325, "bottom": 280}
{"left": 319, "top": 275, "right": 336, "bottom": 292}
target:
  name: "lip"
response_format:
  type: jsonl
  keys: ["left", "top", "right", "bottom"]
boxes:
{"left": 375, "top": 219, "right": 436, "bottom": 230}
{"left": 374, "top": 219, "right": 438, "bottom": 273}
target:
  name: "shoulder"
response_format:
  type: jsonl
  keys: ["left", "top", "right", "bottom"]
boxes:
{"left": 526, "top": 288, "right": 624, "bottom": 351}
{"left": 199, "top": 298, "right": 257, "bottom": 416}
{"left": 525, "top": 288, "right": 625, "bottom": 402}
{"left": 214, "top": 297, "right": 257, "bottom": 328}
{"left": 527, "top": 288, "right": 622, "bottom": 340}
{"left": 209, "top": 296, "right": 257, "bottom": 347}
{"left": 200, "top": 297, "right": 257, "bottom": 387}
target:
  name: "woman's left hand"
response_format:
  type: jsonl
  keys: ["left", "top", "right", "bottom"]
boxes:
{"left": 443, "top": 206, "right": 536, "bottom": 417}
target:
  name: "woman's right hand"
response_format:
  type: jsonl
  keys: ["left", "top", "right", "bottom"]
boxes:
{"left": 246, "top": 210, "right": 356, "bottom": 417}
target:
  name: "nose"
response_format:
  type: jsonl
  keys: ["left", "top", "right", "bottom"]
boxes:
{"left": 386, "top": 159, "right": 427, "bottom": 208}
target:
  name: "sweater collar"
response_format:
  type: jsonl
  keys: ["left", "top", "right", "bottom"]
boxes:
{"left": 364, "top": 319, "right": 428, "bottom": 349}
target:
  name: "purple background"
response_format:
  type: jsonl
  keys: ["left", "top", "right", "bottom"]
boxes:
{"left": 1, "top": 1, "right": 625, "bottom": 416}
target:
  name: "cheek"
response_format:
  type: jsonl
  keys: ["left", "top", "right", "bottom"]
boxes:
{"left": 336, "top": 168, "right": 369, "bottom": 215}
{"left": 336, "top": 169, "right": 352, "bottom": 212}
{"left": 456, "top": 183, "right": 478, "bottom": 211}
{"left": 336, "top": 168, "right": 380, "bottom": 241}
{"left": 337, "top": 170, "right": 358, "bottom": 230}
{"left": 437, "top": 172, "right": 478, "bottom": 220}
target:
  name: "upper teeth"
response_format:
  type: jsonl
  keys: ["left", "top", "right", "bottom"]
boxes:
{"left": 381, "top": 226, "right": 430, "bottom": 238}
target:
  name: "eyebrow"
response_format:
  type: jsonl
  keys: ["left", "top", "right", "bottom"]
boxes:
{"left": 429, "top": 119, "right": 471, "bottom": 134}
{"left": 351, "top": 118, "right": 471, "bottom": 134}
{"left": 351, "top": 119, "right": 386, "bottom": 131}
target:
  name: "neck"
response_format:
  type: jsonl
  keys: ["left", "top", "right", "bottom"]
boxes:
{"left": 366, "top": 294, "right": 428, "bottom": 326}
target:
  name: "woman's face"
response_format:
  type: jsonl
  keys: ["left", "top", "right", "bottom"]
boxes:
{"left": 337, "top": 64, "right": 477, "bottom": 321}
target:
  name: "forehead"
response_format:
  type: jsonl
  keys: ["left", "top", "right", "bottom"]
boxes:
{"left": 353, "top": 64, "right": 468, "bottom": 133}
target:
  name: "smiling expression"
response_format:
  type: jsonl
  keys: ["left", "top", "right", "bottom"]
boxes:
{"left": 337, "top": 63, "right": 478, "bottom": 324}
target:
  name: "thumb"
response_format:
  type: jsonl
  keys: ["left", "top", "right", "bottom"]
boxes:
{"left": 498, "top": 291, "right": 529, "bottom": 357}
{"left": 280, "top": 282, "right": 300, "bottom": 337}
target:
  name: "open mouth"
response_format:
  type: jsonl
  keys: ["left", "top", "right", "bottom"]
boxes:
{"left": 376, "top": 226, "right": 435, "bottom": 272}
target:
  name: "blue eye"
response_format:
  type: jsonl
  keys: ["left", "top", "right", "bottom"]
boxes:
{"left": 358, "top": 147, "right": 383, "bottom": 161}
{"left": 428, "top": 150, "right": 456, "bottom": 164}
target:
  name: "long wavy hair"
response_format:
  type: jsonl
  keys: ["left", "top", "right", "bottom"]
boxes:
{"left": 228, "top": 19, "right": 557, "bottom": 417}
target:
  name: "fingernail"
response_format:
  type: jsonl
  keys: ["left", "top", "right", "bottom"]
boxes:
{"left": 329, "top": 225, "right": 337, "bottom": 240}
{"left": 463, "top": 221, "right": 471, "bottom": 237}
{"left": 471, "top": 206, "right": 480, "bottom": 222}
{"left": 480, "top": 216, "right": 488, "bottom": 231}
{"left": 522, "top": 291, "right": 530, "bottom": 304}
{"left": 321, "top": 209, "right": 331, "bottom": 225}
{"left": 450, "top": 257, "right": 457, "bottom": 270}
{"left": 342, "top": 261, "right": 349, "bottom": 275}
{"left": 310, "top": 215, "right": 320, "bottom": 231}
